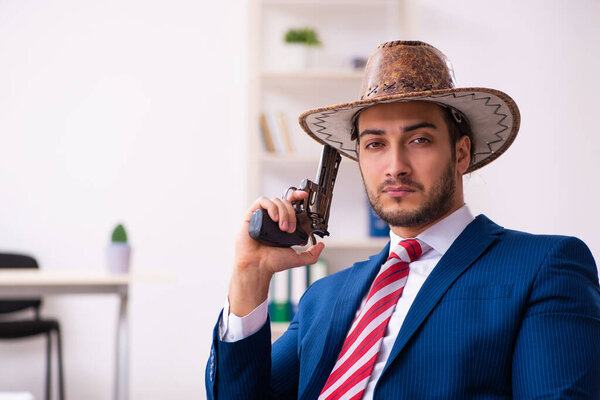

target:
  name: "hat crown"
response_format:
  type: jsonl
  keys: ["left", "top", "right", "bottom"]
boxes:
{"left": 360, "top": 41, "right": 456, "bottom": 100}
{"left": 298, "top": 40, "right": 520, "bottom": 173}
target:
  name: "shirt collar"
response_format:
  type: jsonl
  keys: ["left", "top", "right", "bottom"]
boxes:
{"left": 389, "top": 204, "right": 474, "bottom": 257}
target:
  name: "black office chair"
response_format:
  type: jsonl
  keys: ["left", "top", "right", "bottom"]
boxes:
{"left": 0, "top": 253, "right": 65, "bottom": 400}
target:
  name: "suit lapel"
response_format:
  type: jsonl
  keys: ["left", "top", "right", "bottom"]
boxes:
{"left": 301, "top": 242, "right": 390, "bottom": 400}
{"left": 380, "top": 215, "right": 503, "bottom": 377}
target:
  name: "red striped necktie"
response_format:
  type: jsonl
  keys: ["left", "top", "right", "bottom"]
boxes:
{"left": 318, "top": 238, "right": 430, "bottom": 400}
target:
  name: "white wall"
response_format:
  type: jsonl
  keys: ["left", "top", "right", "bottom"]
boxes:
{"left": 0, "top": 1, "right": 598, "bottom": 399}
{"left": 0, "top": 0, "right": 247, "bottom": 398}
{"left": 407, "top": 0, "right": 600, "bottom": 262}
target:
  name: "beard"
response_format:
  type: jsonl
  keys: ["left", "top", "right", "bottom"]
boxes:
{"left": 362, "top": 161, "right": 457, "bottom": 228}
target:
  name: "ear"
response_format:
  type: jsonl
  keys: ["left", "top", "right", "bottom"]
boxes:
{"left": 456, "top": 136, "right": 471, "bottom": 174}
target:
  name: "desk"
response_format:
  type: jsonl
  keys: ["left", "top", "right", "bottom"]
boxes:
{"left": 0, "top": 270, "right": 165, "bottom": 400}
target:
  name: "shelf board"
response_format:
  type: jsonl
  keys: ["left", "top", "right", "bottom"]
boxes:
{"left": 261, "top": 70, "right": 363, "bottom": 82}
{"left": 323, "top": 238, "right": 389, "bottom": 249}
{"left": 271, "top": 321, "right": 289, "bottom": 341}
{"left": 291, "top": 238, "right": 388, "bottom": 251}
{"left": 261, "top": 0, "right": 395, "bottom": 7}
{"left": 259, "top": 153, "right": 320, "bottom": 164}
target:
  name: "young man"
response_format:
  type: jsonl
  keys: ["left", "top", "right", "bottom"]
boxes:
{"left": 206, "top": 41, "right": 600, "bottom": 399}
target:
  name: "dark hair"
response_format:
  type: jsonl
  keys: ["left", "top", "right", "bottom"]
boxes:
{"left": 351, "top": 103, "right": 475, "bottom": 165}
{"left": 440, "top": 106, "right": 475, "bottom": 164}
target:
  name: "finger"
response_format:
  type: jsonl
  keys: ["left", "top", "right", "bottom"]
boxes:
{"left": 281, "top": 191, "right": 306, "bottom": 232}
{"left": 280, "top": 197, "right": 298, "bottom": 233}
{"left": 295, "top": 242, "right": 325, "bottom": 267}
{"left": 269, "top": 242, "right": 325, "bottom": 273}
{"left": 285, "top": 189, "right": 309, "bottom": 202}
{"left": 244, "top": 196, "right": 279, "bottom": 224}
{"left": 271, "top": 198, "right": 295, "bottom": 232}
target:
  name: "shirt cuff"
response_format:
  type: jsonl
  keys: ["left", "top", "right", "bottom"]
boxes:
{"left": 218, "top": 297, "right": 269, "bottom": 342}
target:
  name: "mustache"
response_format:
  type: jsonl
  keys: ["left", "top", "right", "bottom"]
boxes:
{"left": 377, "top": 177, "right": 425, "bottom": 192}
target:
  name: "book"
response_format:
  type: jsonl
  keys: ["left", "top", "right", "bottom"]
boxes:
{"left": 308, "top": 258, "right": 328, "bottom": 285}
{"left": 275, "top": 112, "right": 294, "bottom": 154}
{"left": 269, "top": 270, "right": 291, "bottom": 322}
{"left": 368, "top": 202, "right": 390, "bottom": 237}
{"left": 267, "top": 113, "right": 285, "bottom": 153}
{"left": 290, "top": 266, "right": 308, "bottom": 318}
{"left": 259, "top": 113, "right": 276, "bottom": 153}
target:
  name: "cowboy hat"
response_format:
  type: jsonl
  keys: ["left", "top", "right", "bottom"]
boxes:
{"left": 298, "top": 40, "right": 520, "bottom": 173}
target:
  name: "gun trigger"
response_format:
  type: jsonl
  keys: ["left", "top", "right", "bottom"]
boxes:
{"left": 309, "top": 233, "right": 317, "bottom": 246}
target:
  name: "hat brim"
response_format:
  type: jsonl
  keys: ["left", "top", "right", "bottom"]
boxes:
{"left": 298, "top": 87, "right": 520, "bottom": 173}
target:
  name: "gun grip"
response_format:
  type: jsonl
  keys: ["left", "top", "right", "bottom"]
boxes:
{"left": 248, "top": 209, "right": 309, "bottom": 247}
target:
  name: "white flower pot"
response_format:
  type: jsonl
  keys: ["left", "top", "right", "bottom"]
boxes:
{"left": 282, "top": 44, "right": 312, "bottom": 70}
{"left": 106, "top": 243, "right": 131, "bottom": 274}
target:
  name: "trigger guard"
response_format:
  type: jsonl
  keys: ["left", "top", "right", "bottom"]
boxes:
{"left": 282, "top": 186, "right": 298, "bottom": 200}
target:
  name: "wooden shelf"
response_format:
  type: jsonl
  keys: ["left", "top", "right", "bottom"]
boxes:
{"left": 271, "top": 322, "right": 289, "bottom": 341}
{"left": 290, "top": 238, "right": 388, "bottom": 252}
{"left": 262, "top": 0, "right": 396, "bottom": 8}
{"left": 249, "top": 0, "right": 403, "bottom": 280}
{"left": 261, "top": 70, "right": 363, "bottom": 82}
{"left": 259, "top": 153, "right": 320, "bottom": 164}
{"left": 323, "top": 238, "right": 388, "bottom": 249}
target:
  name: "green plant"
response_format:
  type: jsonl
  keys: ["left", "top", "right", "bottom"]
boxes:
{"left": 284, "top": 28, "right": 322, "bottom": 46}
{"left": 111, "top": 224, "right": 128, "bottom": 243}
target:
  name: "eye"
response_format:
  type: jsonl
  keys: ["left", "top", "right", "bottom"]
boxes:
{"left": 364, "top": 141, "right": 384, "bottom": 150}
{"left": 411, "top": 137, "right": 431, "bottom": 144}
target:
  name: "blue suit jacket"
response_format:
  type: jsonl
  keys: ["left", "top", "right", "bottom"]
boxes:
{"left": 206, "top": 215, "right": 600, "bottom": 399}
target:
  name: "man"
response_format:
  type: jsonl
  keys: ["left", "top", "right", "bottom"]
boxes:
{"left": 206, "top": 41, "right": 600, "bottom": 399}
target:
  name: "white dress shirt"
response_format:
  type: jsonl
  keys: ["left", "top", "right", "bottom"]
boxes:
{"left": 219, "top": 205, "right": 474, "bottom": 399}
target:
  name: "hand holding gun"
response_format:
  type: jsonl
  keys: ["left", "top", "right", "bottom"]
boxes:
{"left": 248, "top": 145, "right": 342, "bottom": 247}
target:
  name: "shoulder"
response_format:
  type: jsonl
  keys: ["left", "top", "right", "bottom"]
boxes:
{"left": 501, "top": 228, "right": 592, "bottom": 259}
{"left": 463, "top": 216, "right": 597, "bottom": 282}
{"left": 502, "top": 228, "right": 585, "bottom": 247}
{"left": 475, "top": 214, "right": 593, "bottom": 258}
{"left": 480, "top": 219, "right": 598, "bottom": 288}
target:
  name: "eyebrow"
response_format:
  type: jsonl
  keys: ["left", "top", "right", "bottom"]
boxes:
{"left": 358, "top": 122, "right": 438, "bottom": 139}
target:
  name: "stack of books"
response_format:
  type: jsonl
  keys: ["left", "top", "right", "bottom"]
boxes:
{"left": 260, "top": 112, "right": 295, "bottom": 154}
{"left": 269, "top": 258, "right": 328, "bottom": 322}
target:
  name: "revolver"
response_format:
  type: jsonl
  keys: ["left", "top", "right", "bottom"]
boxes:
{"left": 248, "top": 145, "right": 342, "bottom": 247}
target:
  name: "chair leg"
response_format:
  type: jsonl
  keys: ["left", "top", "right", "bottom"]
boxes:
{"left": 56, "top": 326, "right": 65, "bottom": 400}
{"left": 46, "top": 331, "right": 52, "bottom": 400}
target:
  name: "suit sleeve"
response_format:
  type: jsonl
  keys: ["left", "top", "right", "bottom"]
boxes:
{"left": 205, "top": 310, "right": 300, "bottom": 400}
{"left": 271, "top": 318, "right": 301, "bottom": 398}
{"left": 512, "top": 236, "right": 600, "bottom": 399}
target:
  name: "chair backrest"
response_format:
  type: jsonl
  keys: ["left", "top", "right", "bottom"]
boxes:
{"left": 0, "top": 253, "right": 42, "bottom": 314}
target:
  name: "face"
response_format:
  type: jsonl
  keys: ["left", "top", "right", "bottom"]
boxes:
{"left": 357, "top": 101, "right": 470, "bottom": 233}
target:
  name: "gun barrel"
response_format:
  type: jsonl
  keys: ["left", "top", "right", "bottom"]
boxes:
{"left": 314, "top": 145, "right": 342, "bottom": 228}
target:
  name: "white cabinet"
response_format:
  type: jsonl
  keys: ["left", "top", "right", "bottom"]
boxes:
{"left": 247, "top": 0, "right": 407, "bottom": 274}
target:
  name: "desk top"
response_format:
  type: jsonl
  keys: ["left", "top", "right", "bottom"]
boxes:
{"left": 0, "top": 269, "right": 171, "bottom": 297}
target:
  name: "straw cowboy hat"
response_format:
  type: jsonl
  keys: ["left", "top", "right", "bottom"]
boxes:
{"left": 298, "top": 40, "right": 520, "bottom": 173}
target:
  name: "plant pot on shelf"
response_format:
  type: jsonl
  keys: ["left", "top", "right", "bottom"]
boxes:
{"left": 282, "top": 43, "right": 312, "bottom": 70}
{"left": 106, "top": 243, "right": 131, "bottom": 274}
{"left": 282, "top": 28, "right": 322, "bottom": 70}
{"left": 106, "top": 223, "right": 131, "bottom": 274}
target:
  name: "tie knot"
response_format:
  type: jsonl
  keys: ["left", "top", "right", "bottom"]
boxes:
{"left": 389, "top": 238, "right": 430, "bottom": 263}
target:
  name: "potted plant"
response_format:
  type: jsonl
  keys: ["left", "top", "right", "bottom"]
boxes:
{"left": 284, "top": 28, "right": 322, "bottom": 47}
{"left": 106, "top": 223, "right": 131, "bottom": 274}
{"left": 283, "top": 27, "right": 322, "bottom": 69}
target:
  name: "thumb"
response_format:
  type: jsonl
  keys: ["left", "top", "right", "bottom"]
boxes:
{"left": 295, "top": 242, "right": 325, "bottom": 266}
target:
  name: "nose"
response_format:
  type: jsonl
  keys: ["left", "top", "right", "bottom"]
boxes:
{"left": 385, "top": 146, "right": 411, "bottom": 179}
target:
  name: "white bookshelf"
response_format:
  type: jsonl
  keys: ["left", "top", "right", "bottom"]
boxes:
{"left": 261, "top": 0, "right": 398, "bottom": 7}
{"left": 247, "top": 1, "right": 408, "bottom": 335}
{"left": 261, "top": 70, "right": 364, "bottom": 81}
{"left": 325, "top": 238, "right": 389, "bottom": 249}
{"left": 271, "top": 322, "right": 290, "bottom": 342}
